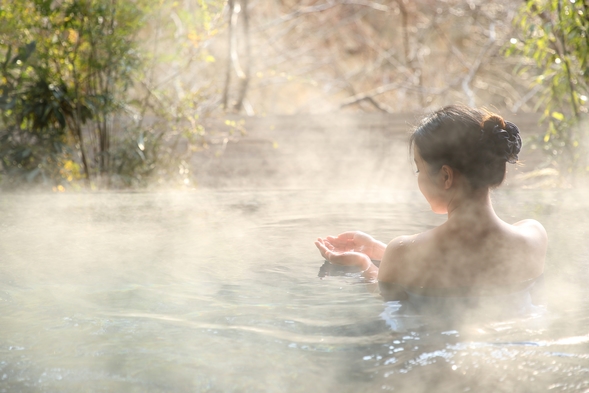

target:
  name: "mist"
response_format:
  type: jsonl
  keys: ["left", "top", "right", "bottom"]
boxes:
{"left": 2, "top": 0, "right": 589, "bottom": 391}
{"left": 1, "top": 115, "right": 589, "bottom": 391}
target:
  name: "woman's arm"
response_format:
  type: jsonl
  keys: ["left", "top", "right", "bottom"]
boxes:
{"left": 376, "top": 236, "right": 413, "bottom": 300}
{"left": 377, "top": 236, "right": 407, "bottom": 281}
{"left": 313, "top": 243, "right": 407, "bottom": 301}
{"left": 314, "top": 234, "right": 412, "bottom": 292}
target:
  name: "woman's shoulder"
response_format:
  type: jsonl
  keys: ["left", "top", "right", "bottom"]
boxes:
{"left": 383, "top": 232, "right": 427, "bottom": 258}
{"left": 378, "top": 233, "right": 426, "bottom": 282}
{"left": 512, "top": 218, "right": 547, "bottom": 233}
{"left": 511, "top": 219, "right": 548, "bottom": 247}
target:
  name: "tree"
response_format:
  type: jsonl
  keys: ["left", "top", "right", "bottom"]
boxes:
{"left": 213, "top": 0, "right": 542, "bottom": 115}
{"left": 0, "top": 0, "right": 143, "bottom": 186}
{"left": 0, "top": 0, "right": 227, "bottom": 188}
{"left": 507, "top": 0, "right": 589, "bottom": 175}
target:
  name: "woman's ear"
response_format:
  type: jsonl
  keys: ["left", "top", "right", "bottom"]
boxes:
{"left": 440, "top": 165, "right": 454, "bottom": 190}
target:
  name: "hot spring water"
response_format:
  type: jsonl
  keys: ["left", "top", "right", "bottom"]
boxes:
{"left": 0, "top": 189, "right": 588, "bottom": 392}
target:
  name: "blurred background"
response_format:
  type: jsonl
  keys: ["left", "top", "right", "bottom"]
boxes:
{"left": 0, "top": 0, "right": 587, "bottom": 190}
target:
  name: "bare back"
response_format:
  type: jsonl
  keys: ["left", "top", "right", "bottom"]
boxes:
{"left": 379, "top": 218, "right": 547, "bottom": 290}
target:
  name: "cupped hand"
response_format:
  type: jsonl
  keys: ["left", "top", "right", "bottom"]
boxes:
{"left": 324, "top": 231, "right": 376, "bottom": 257}
{"left": 315, "top": 238, "right": 372, "bottom": 269}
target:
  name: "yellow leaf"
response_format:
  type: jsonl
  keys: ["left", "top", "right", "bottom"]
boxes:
{"left": 67, "top": 29, "right": 78, "bottom": 44}
{"left": 205, "top": 55, "right": 215, "bottom": 63}
{"left": 544, "top": 134, "right": 550, "bottom": 142}
{"left": 551, "top": 111, "right": 564, "bottom": 121}
{"left": 187, "top": 32, "right": 200, "bottom": 44}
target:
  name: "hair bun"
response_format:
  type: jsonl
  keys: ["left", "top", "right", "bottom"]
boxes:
{"left": 481, "top": 117, "right": 522, "bottom": 164}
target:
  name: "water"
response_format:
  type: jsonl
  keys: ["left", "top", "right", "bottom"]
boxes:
{"left": 0, "top": 189, "right": 588, "bottom": 392}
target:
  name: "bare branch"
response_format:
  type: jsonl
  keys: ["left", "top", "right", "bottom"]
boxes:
{"left": 511, "top": 84, "right": 543, "bottom": 113}
{"left": 256, "top": 0, "right": 388, "bottom": 31}
{"left": 341, "top": 0, "right": 389, "bottom": 12}
{"left": 339, "top": 82, "right": 401, "bottom": 111}
{"left": 257, "top": 2, "right": 338, "bottom": 31}
{"left": 462, "top": 23, "right": 497, "bottom": 107}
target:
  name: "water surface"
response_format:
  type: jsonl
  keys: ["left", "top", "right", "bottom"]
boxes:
{"left": 0, "top": 189, "right": 588, "bottom": 392}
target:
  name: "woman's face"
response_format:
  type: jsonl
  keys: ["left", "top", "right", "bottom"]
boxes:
{"left": 414, "top": 146, "right": 448, "bottom": 214}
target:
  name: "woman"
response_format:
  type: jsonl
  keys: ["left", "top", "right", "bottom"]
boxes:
{"left": 315, "top": 105, "right": 547, "bottom": 305}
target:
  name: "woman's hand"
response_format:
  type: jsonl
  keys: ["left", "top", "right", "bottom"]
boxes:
{"left": 323, "top": 231, "right": 386, "bottom": 260}
{"left": 315, "top": 238, "right": 372, "bottom": 270}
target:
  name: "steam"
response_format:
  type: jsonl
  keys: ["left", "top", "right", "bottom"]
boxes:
{"left": 0, "top": 124, "right": 588, "bottom": 391}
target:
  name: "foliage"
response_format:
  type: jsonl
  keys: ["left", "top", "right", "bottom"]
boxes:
{"left": 4, "top": 0, "right": 568, "bottom": 188}
{"left": 0, "top": 0, "right": 144, "bottom": 187}
{"left": 0, "top": 11, "right": 74, "bottom": 186}
{"left": 0, "top": 0, "right": 226, "bottom": 189}
{"left": 507, "top": 0, "right": 589, "bottom": 173}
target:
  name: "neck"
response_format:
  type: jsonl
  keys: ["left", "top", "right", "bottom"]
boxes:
{"left": 446, "top": 187, "right": 496, "bottom": 222}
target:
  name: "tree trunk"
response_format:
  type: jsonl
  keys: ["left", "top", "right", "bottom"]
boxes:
{"left": 234, "top": 0, "right": 251, "bottom": 112}
{"left": 70, "top": 18, "right": 91, "bottom": 185}
{"left": 222, "top": 0, "right": 235, "bottom": 110}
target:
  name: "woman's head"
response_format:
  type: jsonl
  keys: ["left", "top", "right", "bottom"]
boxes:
{"left": 410, "top": 105, "right": 522, "bottom": 190}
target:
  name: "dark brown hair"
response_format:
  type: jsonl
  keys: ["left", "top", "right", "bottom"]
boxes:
{"left": 410, "top": 105, "right": 522, "bottom": 189}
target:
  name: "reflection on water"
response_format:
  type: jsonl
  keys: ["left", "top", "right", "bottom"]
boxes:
{"left": 0, "top": 189, "right": 588, "bottom": 392}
